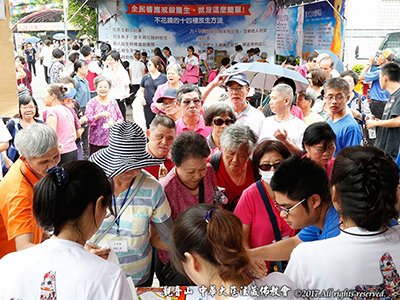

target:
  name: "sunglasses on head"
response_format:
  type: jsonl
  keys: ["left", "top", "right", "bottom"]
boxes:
{"left": 213, "top": 117, "right": 235, "bottom": 126}
{"left": 259, "top": 161, "right": 281, "bottom": 171}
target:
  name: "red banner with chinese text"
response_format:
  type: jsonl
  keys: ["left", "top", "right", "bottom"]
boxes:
{"left": 126, "top": 4, "right": 251, "bottom": 16}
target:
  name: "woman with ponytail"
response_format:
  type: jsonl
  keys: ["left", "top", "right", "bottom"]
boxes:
{"left": 0, "top": 161, "right": 132, "bottom": 299}
{"left": 43, "top": 83, "right": 78, "bottom": 164}
{"left": 170, "top": 204, "right": 296, "bottom": 299}
{"left": 285, "top": 146, "right": 400, "bottom": 295}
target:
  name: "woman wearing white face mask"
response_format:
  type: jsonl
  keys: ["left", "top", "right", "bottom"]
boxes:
{"left": 234, "top": 140, "right": 295, "bottom": 273}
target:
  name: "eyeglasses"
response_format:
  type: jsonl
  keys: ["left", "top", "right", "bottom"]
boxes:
{"left": 324, "top": 94, "right": 346, "bottom": 101}
{"left": 182, "top": 98, "right": 201, "bottom": 106}
{"left": 274, "top": 198, "right": 306, "bottom": 217}
{"left": 259, "top": 161, "right": 281, "bottom": 171}
{"left": 213, "top": 117, "right": 235, "bottom": 126}
{"left": 227, "top": 87, "right": 245, "bottom": 93}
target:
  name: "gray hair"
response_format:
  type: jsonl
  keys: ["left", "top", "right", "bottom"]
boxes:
{"left": 220, "top": 123, "right": 257, "bottom": 155}
{"left": 272, "top": 84, "right": 294, "bottom": 101}
{"left": 166, "top": 63, "right": 183, "bottom": 77}
{"left": 94, "top": 75, "right": 112, "bottom": 89}
{"left": 15, "top": 124, "right": 58, "bottom": 159}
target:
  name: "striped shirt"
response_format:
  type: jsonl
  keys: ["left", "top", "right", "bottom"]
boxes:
{"left": 90, "top": 170, "right": 171, "bottom": 285}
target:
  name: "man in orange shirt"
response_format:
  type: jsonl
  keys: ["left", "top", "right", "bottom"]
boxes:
{"left": 0, "top": 124, "right": 60, "bottom": 258}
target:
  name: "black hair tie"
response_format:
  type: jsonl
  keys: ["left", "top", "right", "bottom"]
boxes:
{"left": 47, "top": 166, "right": 69, "bottom": 188}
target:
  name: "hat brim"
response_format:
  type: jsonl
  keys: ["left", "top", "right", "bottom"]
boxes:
{"left": 156, "top": 96, "right": 176, "bottom": 103}
{"left": 89, "top": 146, "right": 164, "bottom": 178}
{"left": 226, "top": 78, "right": 249, "bottom": 86}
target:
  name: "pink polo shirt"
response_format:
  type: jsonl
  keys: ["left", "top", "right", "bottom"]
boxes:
{"left": 175, "top": 115, "right": 212, "bottom": 138}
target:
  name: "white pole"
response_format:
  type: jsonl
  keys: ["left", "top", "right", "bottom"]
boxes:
{"left": 63, "top": 0, "right": 69, "bottom": 61}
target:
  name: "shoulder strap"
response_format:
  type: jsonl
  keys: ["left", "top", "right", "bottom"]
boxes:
{"left": 92, "top": 171, "right": 147, "bottom": 245}
{"left": 256, "top": 180, "right": 282, "bottom": 242}
{"left": 357, "top": 93, "right": 362, "bottom": 112}
{"left": 210, "top": 152, "right": 222, "bottom": 172}
{"left": 198, "top": 179, "right": 204, "bottom": 203}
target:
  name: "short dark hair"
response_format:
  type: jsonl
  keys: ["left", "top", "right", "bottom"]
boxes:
{"left": 52, "top": 49, "right": 64, "bottom": 59}
{"left": 302, "top": 122, "right": 336, "bottom": 148}
{"left": 221, "top": 57, "right": 230, "bottom": 66}
{"left": 381, "top": 62, "right": 400, "bottom": 82}
{"left": 309, "top": 68, "right": 325, "bottom": 87}
{"left": 171, "top": 132, "right": 210, "bottom": 166}
{"left": 15, "top": 55, "right": 26, "bottom": 65}
{"left": 187, "top": 45, "right": 195, "bottom": 52}
{"left": 235, "top": 45, "right": 243, "bottom": 52}
{"left": 203, "top": 102, "right": 236, "bottom": 126}
{"left": 33, "top": 161, "right": 112, "bottom": 236}
{"left": 80, "top": 45, "right": 92, "bottom": 57}
{"left": 331, "top": 146, "right": 399, "bottom": 231}
{"left": 324, "top": 77, "right": 350, "bottom": 95}
{"left": 286, "top": 55, "right": 297, "bottom": 66}
{"left": 44, "top": 40, "right": 51, "bottom": 46}
{"left": 68, "top": 52, "right": 80, "bottom": 64}
{"left": 18, "top": 93, "right": 40, "bottom": 118}
{"left": 106, "top": 50, "right": 121, "bottom": 61}
{"left": 73, "top": 59, "right": 87, "bottom": 73}
{"left": 170, "top": 204, "right": 251, "bottom": 286}
{"left": 149, "top": 115, "right": 176, "bottom": 131}
{"left": 270, "top": 156, "right": 331, "bottom": 210}
{"left": 176, "top": 84, "right": 202, "bottom": 103}
{"left": 306, "top": 53, "right": 317, "bottom": 62}
{"left": 340, "top": 70, "right": 359, "bottom": 86}
{"left": 252, "top": 140, "right": 291, "bottom": 170}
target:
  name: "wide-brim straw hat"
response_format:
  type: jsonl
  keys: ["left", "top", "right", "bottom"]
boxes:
{"left": 89, "top": 121, "right": 164, "bottom": 178}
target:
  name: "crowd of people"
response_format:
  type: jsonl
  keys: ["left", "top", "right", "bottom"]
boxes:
{"left": 0, "top": 38, "right": 399, "bottom": 299}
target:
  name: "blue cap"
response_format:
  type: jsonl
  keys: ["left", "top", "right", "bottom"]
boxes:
{"left": 226, "top": 73, "right": 250, "bottom": 86}
{"left": 157, "top": 88, "right": 177, "bottom": 103}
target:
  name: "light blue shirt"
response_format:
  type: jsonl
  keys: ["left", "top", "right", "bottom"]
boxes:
{"left": 73, "top": 75, "right": 90, "bottom": 108}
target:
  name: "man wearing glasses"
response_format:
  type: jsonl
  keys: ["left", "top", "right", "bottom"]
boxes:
{"left": 248, "top": 156, "right": 339, "bottom": 267}
{"left": 202, "top": 73, "right": 266, "bottom": 139}
{"left": 325, "top": 78, "right": 362, "bottom": 157}
{"left": 175, "top": 84, "right": 212, "bottom": 137}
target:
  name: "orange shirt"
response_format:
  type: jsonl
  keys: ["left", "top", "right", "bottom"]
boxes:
{"left": 0, "top": 159, "right": 43, "bottom": 258}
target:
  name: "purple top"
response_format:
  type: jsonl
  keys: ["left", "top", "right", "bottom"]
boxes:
{"left": 84, "top": 97, "right": 124, "bottom": 146}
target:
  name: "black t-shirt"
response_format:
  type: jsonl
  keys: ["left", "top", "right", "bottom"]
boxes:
{"left": 375, "top": 87, "right": 400, "bottom": 159}
{"left": 140, "top": 73, "right": 167, "bottom": 106}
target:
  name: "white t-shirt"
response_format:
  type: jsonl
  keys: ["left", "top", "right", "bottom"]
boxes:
{"left": 285, "top": 226, "right": 400, "bottom": 299}
{"left": 40, "top": 45, "right": 54, "bottom": 67}
{"left": 167, "top": 55, "right": 177, "bottom": 66}
{"left": 130, "top": 60, "right": 146, "bottom": 85}
{"left": 259, "top": 116, "right": 306, "bottom": 149}
{"left": 231, "top": 51, "right": 244, "bottom": 63}
{"left": 0, "top": 239, "right": 133, "bottom": 300}
{"left": 235, "top": 103, "right": 265, "bottom": 141}
{"left": 185, "top": 55, "right": 199, "bottom": 66}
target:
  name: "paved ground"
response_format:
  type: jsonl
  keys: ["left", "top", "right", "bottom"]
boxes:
{"left": 31, "top": 61, "right": 147, "bottom": 131}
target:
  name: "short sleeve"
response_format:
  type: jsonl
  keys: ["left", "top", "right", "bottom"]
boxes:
{"left": 363, "top": 70, "right": 380, "bottom": 82}
{"left": 6, "top": 194, "right": 36, "bottom": 240}
{"left": 297, "top": 225, "right": 319, "bottom": 242}
{"left": 234, "top": 188, "right": 254, "bottom": 225}
{"left": 151, "top": 185, "right": 172, "bottom": 224}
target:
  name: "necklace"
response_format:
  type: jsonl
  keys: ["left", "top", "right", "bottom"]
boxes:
{"left": 340, "top": 227, "right": 388, "bottom": 237}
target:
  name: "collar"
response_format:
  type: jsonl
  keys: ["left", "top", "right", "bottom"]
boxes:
{"left": 236, "top": 102, "right": 251, "bottom": 117}
{"left": 19, "top": 159, "right": 40, "bottom": 187}
{"left": 178, "top": 115, "right": 206, "bottom": 131}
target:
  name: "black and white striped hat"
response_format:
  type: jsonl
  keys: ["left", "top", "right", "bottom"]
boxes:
{"left": 89, "top": 121, "right": 164, "bottom": 178}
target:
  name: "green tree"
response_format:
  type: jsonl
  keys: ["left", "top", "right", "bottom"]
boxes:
{"left": 67, "top": 0, "right": 97, "bottom": 38}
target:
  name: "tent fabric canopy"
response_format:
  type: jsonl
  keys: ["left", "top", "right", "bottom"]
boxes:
{"left": 276, "top": 0, "right": 322, "bottom": 7}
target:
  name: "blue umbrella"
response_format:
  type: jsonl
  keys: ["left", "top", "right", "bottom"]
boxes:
{"left": 24, "top": 36, "right": 41, "bottom": 43}
{"left": 225, "top": 62, "right": 309, "bottom": 92}
{"left": 53, "top": 33, "right": 70, "bottom": 40}
{"left": 315, "top": 49, "right": 344, "bottom": 73}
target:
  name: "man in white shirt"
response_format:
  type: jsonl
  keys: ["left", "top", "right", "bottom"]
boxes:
{"left": 39, "top": 40, "right": 53, "bottom": 84}
{"left": 259, "top": 84, "right": 306, "bottom": 153}
{"left": 202, "top": 73, "right": 265, "bottom": 139}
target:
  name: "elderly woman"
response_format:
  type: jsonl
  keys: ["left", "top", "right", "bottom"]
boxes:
{"left": 296, "top": 92, "right": 324, "bottom": 125}
{"left": 5, "top": 94, "right": 43, "bottom": 167}
{"left": 155, "top": 132, "right": 216, "bottom": 286}
{"left": 285, "top": 146, "right": 400, "bottom": 294}
{"left": 82, "top": 76, "right": 124, "bottom": 155}
{"left": 0, "top": 161, "right": 132, "bottom": 299}
{"left": 302, "top": 122, "right": 336, "bottom": 177}
{"left": 235, "top": 141, "right": 295, "bottom": 266}
{"left": 203, "top": 102, "right": 236, "bottom": 155}
{"left": 210, "top": 123, "right": 258, "bottom": 211}
{"left": 151, "top": 63, "right": 183, "bottom": 114}
{"left": 89, "top": 121, "right": 172, "bottom": 287}
{"left": 43, "top": 84, "right": 78, "bottom": 165}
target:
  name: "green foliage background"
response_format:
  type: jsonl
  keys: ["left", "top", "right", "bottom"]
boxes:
{"left": 67, "top": 0, "right": 97, "bottom": 38}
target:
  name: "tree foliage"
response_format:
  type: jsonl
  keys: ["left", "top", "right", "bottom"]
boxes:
{"left": 67, "top": 0, "right": 97, "bottom": 38}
